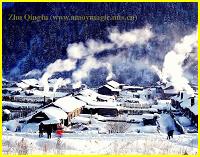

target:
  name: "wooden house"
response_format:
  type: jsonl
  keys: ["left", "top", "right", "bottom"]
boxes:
{"left": 98, "top": 80, "right": 122, "bottom": 96}
{"left": 28, "top": 96, "right": 86, "bottom": 127}
{"left": 75, "top": 94, "right": 120, "bottom": 116}
{"left": 28, "top": 106, "right": 68, "bottom": 131}
{"left": 52, "top": 96, "right": 86, "bottom": 125}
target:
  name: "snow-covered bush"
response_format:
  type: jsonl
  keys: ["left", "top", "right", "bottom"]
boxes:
{"left": 106, "top": 115, "right": 131, "bottom": 133}
{"left": 37, "top": 138, "right": 67, "bottom": 154}
{"left": 16, "top": 138, "right": 29, "bottom": 155}
{"left": 55, "top": 138, "right": 66, "bottom": 154}
{"left": 3, "top": 138, "right": 15, "bottom": 154}
{"left": 3, "top": 138, "right": 32, "bottom": 155}
{"left": 106, "top": 122, "right": 130, "bottom": 133}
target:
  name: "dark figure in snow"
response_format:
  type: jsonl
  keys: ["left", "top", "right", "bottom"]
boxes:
{"left": 167, "top": 130, "right": 174, "bottom": 140}
{"left": 16, "top": 125, "right": 22, "bottom": 132}
{"left": 46, "top": 125, "right": 52, "bottom": 139}
{"left": 39, "top": 122, "right": 44, "bottom": 138}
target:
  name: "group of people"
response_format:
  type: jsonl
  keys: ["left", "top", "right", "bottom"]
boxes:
{"left": 39, "top": 122, "right": 64, "bottom": 139}
{"left": 38, "top": 121, "right": 174, "bottom": 140}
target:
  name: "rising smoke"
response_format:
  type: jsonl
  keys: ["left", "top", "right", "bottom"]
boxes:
{"left": 40, "top": 25, "right": 197, "bottom": 94}
{"left": 161, "top": 29, "right": 197, "bottom": 94}
{"left": 69, "top": 25, "right": 153, "bottom": 86}
{"left": 151, "top": 28, "right": 197, "bottom": 94}
{"left": 53, "top": 78, "right": 71, "bottom": 94}
{"left": 40, "top": 59, "right": 76, "bottom": 95}
{"left": 40, "top": 25, "right": 153, "bottom": 94}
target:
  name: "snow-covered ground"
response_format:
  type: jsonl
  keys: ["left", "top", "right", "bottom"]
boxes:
{"left": 3, "top": 112, "right": 198, "bottom": 155}
{"left": 2, "top": 131, "right": 197, "bottom": 155}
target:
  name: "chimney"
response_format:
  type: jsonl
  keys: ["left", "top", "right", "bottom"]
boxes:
{"left": 191, "top": 97, "right": 194, "bottom": 106}
{"left": 181, "top": 92, "right": 183, "bottom": 99}
{"left": 43, "top": 96, "right": 46, "bottom": 106}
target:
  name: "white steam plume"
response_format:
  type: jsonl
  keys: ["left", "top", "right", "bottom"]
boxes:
{"left": 70, "top": 26, "right": 153, "bottom": 85}
{"left": 40, "top": 59, "right": 76, "bottom": 95}
{"left": 53, "top": 77, "right": 71, "bottom": 94}
{"left": 86, "top": 39, "right": 114, "bottom": 54}
{"left": 67, "top": 42, "right": 87, "bottom": 59}
{"left": 108, "top": 25, "right": 153, "bottom": 47}
{"left": 72, "top": 56, "right": 114, "bottom": 86}
{"left": 162, "top": 29, "right": 197, "bottom": 94}
{"left": 40, "top": 25, "right": 154, "bottom": 91}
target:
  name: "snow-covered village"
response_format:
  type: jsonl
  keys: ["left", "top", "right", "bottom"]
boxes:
{"left": 2, "top": 78, "right": 198, "bottom": 154}
{"left": 2, "top": 2, "right": 198, "bottom": 155}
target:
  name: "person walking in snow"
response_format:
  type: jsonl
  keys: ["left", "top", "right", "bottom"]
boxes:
{"left": 167, "top": 130, "right": 174, "bottom": 140}
{"left": 46, "top": 125, "right": 52, "bottom": 139}
{"left": 39, "top": 122, "right": 44, "bottom": 138}
{"left": 56, "top": 123, "right": 64, "bottom": 138}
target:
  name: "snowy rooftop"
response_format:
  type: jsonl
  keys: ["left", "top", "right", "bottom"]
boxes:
{"left": 42, "top": 106, "right": 68, "bottom": 120}
{"left": 54, "top": 96, "right": 86, "bottom": 113}
{"left": 76, "top": 95, "right": 119, "bottom": 109}
{"left": 13, "top": 89, "right": 67, "bottom": 98}
{"left": 42, "top": 118, "right": 61, "bottom": 125}
{"left": 31, "top": 90, "right": 66, "bottom": 98}
{"left": 107, "top": 80, "right": 120, "bottom": 89}
{"left": 164, "top": 88, "right": 178, "bottom": 94}
{"left": 17, "top": 82, "right": 30, "bottom": 89}
{"left": 3, "top": 101, "right": 41, "bottom": 108}
{"left": 122, "top": 85, "right": 143, "bottom": 90}
{"left": 3, "top": 78, "right": 8, "bottom": 82}
{"left": 142, "top": 114, "right": 155, "bottom": 119}
{"left": 3, "top": 109, "right": 11, "bottom": 114}
{"left": 137, "top": 89, "right": 151, "bottom": 95}
{"left": 172, "top": 91, "right": 194, "bottom": 102}
{"left": 4, "top": 87, "right": 22, "bottom": 92}
{"left": 80, "top": 89, "right": 115, "bottom": 101}
{"left": 22, "top": 79, "right": 40, "bottom": 87}
{"left": 180, "top": 96, "right": 198, "bottom": 115}
{"left": 104, "top": 84, "right": 121, "bottom": 92}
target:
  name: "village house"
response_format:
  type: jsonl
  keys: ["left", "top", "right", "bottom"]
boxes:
{"left": 161, "top": 82, "right": 178, "bottom": 98}
{"left": 122, "top": 85, "right": 144, "bottom": 92}
{"left": 28, "top": 95, "right": 86, "bottom": 127}
{"left": 75, "top": 94, "right": 120, "bottom": 116}
{"left": 27, "top": 106, "right": 68, "bottom": 131}
{"left": 2, "top": 109, "right": 11, "bottom": 121}
{"left": 53, "top": 96, "right": 86, "bottom": 125}
{"left": 16, "top": 79, "right": 41, "bottom": 90}
{"left": 80, "top": 89, "right": 116, "bottom": 102}
{"left": 98, "top": 85, "right": 121, "bottom": 96}
{"left": 98, "top": 80, "right": 122, "bottom": 96}
{"left": 171, "top": 91, "right": 198, "bottom": 126}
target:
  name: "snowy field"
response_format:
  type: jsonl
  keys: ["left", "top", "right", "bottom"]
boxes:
{"left": 3, "top": 131, "right": 197, "bottom": 155}
{"left": 2, "top": 112, "right": 198, "bottom": 155}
